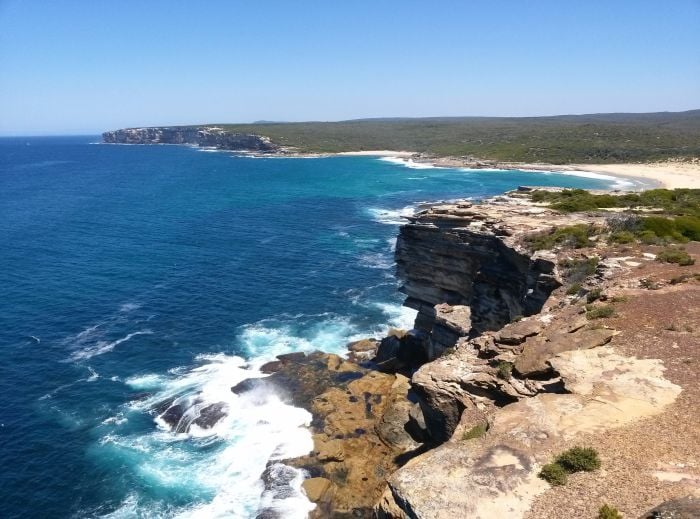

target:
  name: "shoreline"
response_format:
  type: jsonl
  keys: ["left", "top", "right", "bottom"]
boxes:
{"left": 101, "top": 141, "right": 699, "bottom": 190}
{"left": 328, "top": 151, "right": 699, "bottom": 190}
{"left": 269, "top": 149, "right": 696, "bottom": 191}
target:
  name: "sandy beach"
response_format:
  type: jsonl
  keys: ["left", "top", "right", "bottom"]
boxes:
{"left": 566, "top": 162, "right": 700, "bottom": 189}
{"left": 338, "top": 152, "right": 699, "bottom": 190}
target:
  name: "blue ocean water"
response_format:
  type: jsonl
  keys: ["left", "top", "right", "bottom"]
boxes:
{"left": 0, "top": 136, "right": 622, "bottom": 518}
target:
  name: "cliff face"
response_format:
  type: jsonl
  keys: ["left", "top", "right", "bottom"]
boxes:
{"left": 395, "top": 199, "right": 566, "bottom": 358}
{"left": 102, "top": 126, "right": 279, "bottom": 152}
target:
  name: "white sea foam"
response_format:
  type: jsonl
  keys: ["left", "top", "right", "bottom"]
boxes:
{"left": 365, "top": 205, "right": 416, "bottom": 225}
{"left": 71, "top": 330, "right": 153, "bottom": 361}
{"left": 87, "top": 367, "right": 100, "bottom": 382}
{"left": 238, "top": 315, "right": 359, "bottom": 362}
{"left": 104, "top": 353, "right": 314, "bottom": 518}
{"left": 358, "top": 251, "right": 394, "bottom": 269}
{"left": 379, "top": 156, "right": 442, "bottom": 170}
{"left": 119, "top": 302, "right": 141, "bottom": 312}
{"left": 373, "top": 302, "right": 417, "bottom": 331}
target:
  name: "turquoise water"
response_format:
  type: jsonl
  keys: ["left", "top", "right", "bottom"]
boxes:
{"left": 0, "top": 136, "right": 620, "bottom": 518}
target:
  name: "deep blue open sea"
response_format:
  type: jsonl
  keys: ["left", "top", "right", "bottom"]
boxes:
{"left": 0, "top": 136, "right": 624, "bottom": 518}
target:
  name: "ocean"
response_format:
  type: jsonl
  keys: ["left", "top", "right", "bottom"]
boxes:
{"left": 0, "top": 136, "right": 625, "bottom": 518}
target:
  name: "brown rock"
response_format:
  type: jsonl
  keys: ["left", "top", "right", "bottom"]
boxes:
{"left": 302, "top": 477, "right": 333, "bottom": 503}
{"left": 314, "top": 437, "right": 345, "bottom": 462}
{"left": 514, "top": 327, "right": 615, "bottom": 377}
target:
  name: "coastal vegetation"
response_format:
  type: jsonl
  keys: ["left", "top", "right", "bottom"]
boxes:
{"left": 526, "top": 224, "right": 598, "bottom": 251}
{"left": 539, "top": 447, "right": 601, "bottom": 486}
{"left": 598, "top": 504, "right": 624, "bottom": 519}
{"left": 462, "top": 423, "right": 488, "bottom": 441}
{"left": 525, "top": 188, "right": 700, "bottom": 250}
{"left": 529, "top": 188, "right": 700, "bottom": 216}
{"left": 586, "top": 304, "right": 615, "bottom": 319}
{"left": 656, "top": 247, "right": 695, "bottom": 266}
{"left": 206, "top": 110, "right": 700, "bottom": 163}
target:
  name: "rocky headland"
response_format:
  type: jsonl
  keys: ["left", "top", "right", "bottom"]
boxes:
{"left": 148, "top": 186, "right": 699, "bottom": 518}
{"left": 102, "top": 126, "right": 280, "bottom": 153}
{"left": 233, "top": 188, "right": 699, "bottom": 519}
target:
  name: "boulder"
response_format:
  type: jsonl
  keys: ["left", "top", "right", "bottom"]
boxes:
{"left": 302, "top": 477, "right": 333, "bottom": 503}
{"left": 640, "top": 496, "right": 700, "bottom": 519}
{"left": 514, "top": 327, "right": 615, "bottom": 377}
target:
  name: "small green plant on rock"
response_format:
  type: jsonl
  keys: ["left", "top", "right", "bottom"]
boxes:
{"left": 539, "top": 446, "right": 601, "bottom": 486}
{"left": 609, "top": 231, "right": 636, "bottom": 244}
{"left": 586, "top": 304, "right": 615, "bottom": 319}
{"left": 566, "top": 283, "right": 582, "bottom": 295}
{"left": 598, "top": 504, "right": 623, "bottom": 519}
{"left": 539, "top": 463, "right": 568, "bottom": 486}
{"left": 526, "top": 224, "right": 598, "bottom": 251}
{"left": 462, "top": 423, "right": 487, "bottom": 441}
{"left": 556, "top": 446, "right": 601, "bottom": 472}
{"left": 656, "top": 247, "right": 695, "bottom": 266}
{"left": 496, "top": 361, "right": 513, "bottom": 380}
{"left": 586, "top": 288, "right": 603, "bottom": 303}
{"left": 560, "top": 256, "right": 599, "bottom": 283}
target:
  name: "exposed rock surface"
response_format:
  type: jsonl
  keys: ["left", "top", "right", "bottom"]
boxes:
{"left": 395, "top": 199, "right": 599, "bottom": 356}
{"left": 377, "top": 347, "right": 682, "bottom": 518}
{"left": 102, "top": 126, "right": 279, "bottom": 152}
{"left": 641, "top": 496, "right": 700, "bottom": 518}
{"left": 236, "top": 350, "right": 427, "bottom": 518}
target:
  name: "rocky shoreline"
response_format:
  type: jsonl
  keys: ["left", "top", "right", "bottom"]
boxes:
{"left": 231, "top": 190, "right": 698, "bottom": 518}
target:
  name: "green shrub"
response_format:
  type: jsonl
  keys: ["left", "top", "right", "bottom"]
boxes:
{"left": 674, "top": 215, "right": 700, "bottom": 241}
{"left": 610, "top": 295, "right": 630, "bottom": 303}
{"left": 586, "top": 288, "right": 603, "bottom": 303}
{"left": 656, "top": 248, "right": 695, "bottom": 266}
{"left": 539, "top": 463, "right": 568, "bottom": 486}
{"left": 560, "top": 256, "right": 599, "bottom": 283}
{"left": 598, "top": 504, "right": 623, "bottom": 519}
{"left": 609, "top": 230, "right": 636, "bottom": 244}
{"left": 462, "top": 423, "right": 488, "bottom": 440}
{"left": 556, "top": 447, "right": 601, "bottom": 472}
{"left": 529, "top": 189, "right": 700, "bottom": 217}
{"left": 496, "top": 361, "right": 513, "bottom": 380}
{"left": 566, "top": 283, "right": 582, "bottom": 295}
{"left": 643, "top": 216, "right": 676, "bottom": 237}
{"left": 527, "top": 225, "right": 598, "bottom": 251}
{"left": 638, "top": 230, "right": 660, "bottom": 244}
{"left": 670, "top": 273, "right": 700, "bottom": 284}
{"left": 586, "top": 304, "right": 615, "bottom": 319}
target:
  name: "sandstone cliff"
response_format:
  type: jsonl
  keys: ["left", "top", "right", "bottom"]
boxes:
{"left": 394, "top": 196, "right": 606, "bottom": 358}
{"left": 102, "top": 126, "right": 279, "bottom": 152}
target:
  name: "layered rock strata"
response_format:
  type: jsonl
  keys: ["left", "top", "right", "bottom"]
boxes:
{"left": 395, "top": 197, "right": 610, "bottom": 357}
{"left": 102, "top": 126, "right": 279, "bottom": 152}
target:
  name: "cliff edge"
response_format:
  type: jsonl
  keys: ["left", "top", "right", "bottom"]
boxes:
{"left": 102, "top": 126, "right": 280, "bottom": 153}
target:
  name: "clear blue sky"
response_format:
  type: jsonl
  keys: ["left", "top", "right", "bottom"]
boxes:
{"left": 1, "top": 0, "right": 698, "bottom": 135}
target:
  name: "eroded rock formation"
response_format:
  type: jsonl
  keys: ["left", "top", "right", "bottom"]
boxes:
{"left": 395, "top": 199, "right": 570, "bottom": 356}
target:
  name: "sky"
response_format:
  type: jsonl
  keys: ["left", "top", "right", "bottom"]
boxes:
{"left": 1, "top": 0, "right": 699, "bottom": 135}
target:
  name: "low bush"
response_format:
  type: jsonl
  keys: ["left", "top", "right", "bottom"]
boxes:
{"left": 670, "top": 272, "right": 700, "bottom": 284}
{"left": 539, "top": 447, "right": 601, "bottom": 486}
{"left": 609, "top": 230, "right": 635, "bottom": 244}
{"left": 586, "top": 304, "right": 615, "bottom": 319}
{"left": 656, "top": 248, "right": 695, "bottom": 266}
{"left": 462, "top": 423, "right": 487, "bottom": 440}
{"left": 496, "top": 361, "right": 513, "bottom": 380}
{"left": 638, "top": 230, "right": 660, "bottom": 244}
{"left": 566, "top": 283, "right": 582, "bottom": 295}
{"left": 598, "top": 504, "right": 623, "bottom": 519}
{"left": 526, "top": 224, "right": 598, "bottom": 251}
{"left": 556, "top": 446, "right": 601, "bottom": 472}
{"left": 539, "top": 463, "right": 568, "bottom": 486}
{"left": 560, "top": 256, "right": 599, "bottom": 283}
{"left": 586, "top": 288, "right": 603, "bottom": 303}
